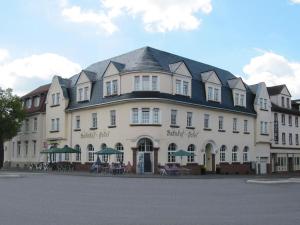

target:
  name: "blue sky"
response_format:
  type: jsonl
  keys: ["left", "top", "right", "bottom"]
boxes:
{"left": 1, "top": 0, "right": 300, "bottom": 97}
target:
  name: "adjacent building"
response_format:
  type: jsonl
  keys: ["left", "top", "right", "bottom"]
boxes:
{"left": 3, "top": 47, "right": 300, "bottom": 174}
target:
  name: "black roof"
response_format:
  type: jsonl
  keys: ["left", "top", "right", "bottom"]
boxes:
{"left": 60, "top": 46, "right": 256, "bottom": 115}
{"left": 267, "top": 85, "right": 286, "bottom": 96}
{"left": 271, "top": 103, "right": 300, "bottom": 116}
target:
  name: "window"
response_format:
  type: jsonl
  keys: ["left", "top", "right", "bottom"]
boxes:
{"left": 214, "top": 88, "right": 219, "bottom": 101}
{"left": 84, "top": 87, "right": 89, "bottom": 100}
{"left": 233, "top": 118, "right": 237, "bottom": 132}
{"left": 33, "top": 118, "right": 37, "bottom": 132}
{"left": 26, "top": 99, "right": 32, "bottom": 109}
{"left": 78, "top": 88, "right": 83, "bottom": 101}
{"left": 87, "top": 144, "right": 94, "bottom": 162}
{"left": 183, "top": 81, "right": 189, "bottom": 96}
{"left": 110, "top": 110, "right": 116, "bottom": 126}
{"left": 152, "top": 76, "right": 158, "bottom": 91}
{"left": 187, "top": 112, "right": 193, "bottom": 127}
{"left": 296, "top": 134, "right": 299, "bottom": 145}
{"left": 281, "top": 114, "right": 285, "bottom": 125}
{"left": 243, "top": 146, "right": 249, "bottom": 162}
{"left": 281, "top": 96, "right": 285, "bottom": 107}
{"left": 101, "top": 143, "right": 108, "bottom": 162}
{"left": 232, "top": 146, "right": 238, "bottom": 162}
{"left": 286, "top": 98, "right": 290, "bottom": 108}
{"left": 296, "top": 117, "right": 299, "bottom": 127}
{"left": 259, "top": 98, "right": 263, "bottom": 109}
{"left": 289, "top": 133, "right": 293, "bottom": 145}
{"left": 274, "top": 113, "right": 279, "bottom": 144}
{"left": 171, "top": 110, "right": 177, "bottom": 126}
{"left": 51, "top": 119, "right": 55, "bottom": 131}
{"left": 289, "top": 115, "right": 292, "bottom": 126}
{"left": 134, "top": 76, "right": 140, "bottom": 91}
{"left": 52, "top": 94, "right": 56, "bottom": 105}
{"left": 168, "top": 143, "right": 176, "bottom": 162}
{"left": 112, "top": 80, "right": 118, "bottom": 95}
{"left": 240, "top": 94, "right": 245, "bottom": 106}
{"left": 187, "top": 144, "right": 195, "bottom": 162}
{"left": 34, "top": 97, "right": 40, "bottom": 107}
{"left": 141, "top": 108, "right": 150, "bottom": 124}
{"left": 277, "top": 156, "right": 287, "bottom": 171}
{"left": 25, "top": 141, "right": 28, "bottom": 157}
{"left": 208, "top": 87, "right": 213, "bottom": 101}
{"left": 25, "top": 119, "right": 29, "bottom": 132}
{"left": 244, "top": 120, "right": 248, "bottom": 133}
{"left": 282, "top": 132, "right": 286, "bottom": 145}
{"left": 56, "top": 93, "right": 60, "bottom": 105}
{"left": 132, "top": 108, "right": 139, "bottom": 124}
{"left": 75, "top": 116, "right": 80, "bottom": 129}
{"left": 142, "top": 76, "right": 150, "bottom": 90}
{"left": 115, "top": 143, "right": 124, "bottom": 162}
{"left": 33, "top": 141, "right": 36, "bottom": 157}
{"left": 204, "top": 114, "right": 210, "bottom": 129}
{"left": 264, "top": 99, "right": 267, "bottom": 110}
{"left": 75, "top": 145, "right": 81, "bottom": 161}
{"left": 176, "top": 80, "right": 181, "bottom": 94}
{"left": 264, "top": 122, "right": 268, "bottom": 134}
{"left": 91, "top": 113, "right": 97, "bottom": 128}
{"left": 220, "top": 145, "right": 226, "bottom": 162}
{"left": 218, "top": 116, "right": 224, "bottom": 130}
{"left": 234, "top": 93, "right": 239, "bottom": 106}
{"left": 153, "top": 108, "right": 159, "bottom": 124}
{"left": 260, "top": 121, "right": 268, "bottom": 134}
{"left": 106, "top": 81, "right": 112, "bottom": 96}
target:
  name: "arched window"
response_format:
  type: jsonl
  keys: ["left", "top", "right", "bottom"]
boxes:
{"left": 187, "top": 144, "right": 195, "bottom": 163}
{"left": 243, "top": 146, "right": 249, "bottom": 162}
{"left": 220, "top": 145, "right": 226, "bottom": 162}
{"left": 232, "top": 146, "right": 238, "bottom": 162}
{"left": 168, "top": 143, "right": 177, "bottom": 162}
{"left": 138, "top": 138, "right": 153, "bottom": 152}
{"left": 74, "top": 145, "right": 81, "bottom": 161}
{"left": 101, "top": 143, "right": 108, "bottom": 162}
{"left": 115, "top": 143, "right": 124, "bottom": 163}
{"left": 87, "top": 144, "right": 94, "bottom": 162}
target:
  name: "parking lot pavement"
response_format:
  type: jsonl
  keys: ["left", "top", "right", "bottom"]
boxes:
{"left": 0, "top": 173, "right": 300, "bottom": 225}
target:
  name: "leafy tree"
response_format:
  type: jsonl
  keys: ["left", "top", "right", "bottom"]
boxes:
{"left": 0, "top": 88, "right": 25, "bottom": 168}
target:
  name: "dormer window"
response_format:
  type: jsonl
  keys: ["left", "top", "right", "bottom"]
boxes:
{"left": 207, "top": 86, "right": 220, "bottom": 102}
{"left": 233, "top": 91, "right": 246, "bottom": 107}
{"left": 105, "top": 80, "right": 118, "bottom": 96}
{"left": 281, "top": 96, "right": 285, "bottom": 107}
{"left": 175, "top": 79, "right": 189, "bottom": 96}
{"left": 77, "top": 86, "right": 90, "bottom": 101}
{"left": 51, "top": 93, "right": 60, "bottom": 106}
{"left": 286, "top": 98, "right": 290, "bottom": 109}
{"left": 26, "top": 99, "right": 32, "bottom": 109}
{"left": 134, "top": 75, "right": 159, "bottom": 91}
{"left": 33, "top": 97, "right": 40, "bottom": 107}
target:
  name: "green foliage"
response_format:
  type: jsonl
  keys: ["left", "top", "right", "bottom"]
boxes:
{"left": 0, "top": 87, "right": 26, "bottom": 141}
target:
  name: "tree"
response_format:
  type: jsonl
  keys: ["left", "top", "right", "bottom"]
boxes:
{"left": 0, "top": 88, "right": 25, "bottom": 168}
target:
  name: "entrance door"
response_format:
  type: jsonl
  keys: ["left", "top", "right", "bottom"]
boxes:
{"left": 288, "top": 157, "right": 294, "bottom": 172}
{"left": 144, "top": 153, "right": 152, "bottom": 173}
{"left": 205, "top": 143, "right": 215, "bottom": 172}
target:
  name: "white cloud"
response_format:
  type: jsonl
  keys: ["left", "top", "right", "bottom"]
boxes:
{"left": 243, "top": 51, "right": 300, "bottom": 98}
{"left": 61, "top": 0, "right": 212, "bottom": 34}
{"left": 62, "top": 6, "right": 118, "bottom": 35}
{"left": 0, "top": 49, "right": 81, "bottom": 96}
{"left": 0, "top": 49, "right": 9, "bottom": 62}
{"left": 290, "top": 0, "right": 300, "bottom": 4}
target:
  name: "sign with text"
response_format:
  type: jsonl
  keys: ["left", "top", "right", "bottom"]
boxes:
{"left": 167, "top": 129, "right": 199, "bottom": 138}
{"left": 80, "top": 130, "right": 110, "bottom": 139}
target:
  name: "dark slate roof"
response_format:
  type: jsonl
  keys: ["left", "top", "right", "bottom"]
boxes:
{"left": 82, "top": 70, "right": 97, "bottom": 81}
{"left": 271, "top": 103, "right": 300, "bottom": 116}
{"left": 267, "top": 85, "right": 286, "bottom": 96}
{"left": 64, "top": 46, "right": 256, "bottom": 115}
{"left": 22, "top": 84, "right": 50, "bottom": 114}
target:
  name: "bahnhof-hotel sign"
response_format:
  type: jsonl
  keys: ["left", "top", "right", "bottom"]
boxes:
{"left": 3, "top": 46, "right": 300, "bottom": 175}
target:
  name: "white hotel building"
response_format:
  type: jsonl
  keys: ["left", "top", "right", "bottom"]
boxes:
{"left": 3, "top": 47, "right": 300, "bottom": 174}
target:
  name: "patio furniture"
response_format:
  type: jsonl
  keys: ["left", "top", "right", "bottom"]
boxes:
{"left": 164, "top": 164, "right": 179, "bottom": 175}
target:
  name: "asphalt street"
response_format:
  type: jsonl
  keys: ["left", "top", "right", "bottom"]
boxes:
{"left": 0, "top": 173, "right": 299, "bottom": 225}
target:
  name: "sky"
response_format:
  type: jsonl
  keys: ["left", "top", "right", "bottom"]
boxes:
{"left": 0, "top": 0, "right": 300, "bottom": 97}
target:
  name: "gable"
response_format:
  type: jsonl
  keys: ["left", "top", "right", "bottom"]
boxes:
{"left": 103, "top": 62, "right": 121, "bottom": 78}
{"left": 76, "top": 71, "right": 91, "bottom": 85}
{"left": 201, "top": 71, "right": 221, "bottom": 85}
{"left": 227, "top": 78, "right": 246, "bottom": 91}
{"left": 169, "top": 61, "right": 192, "bottom": 77}
{"left": 281, "top": 86, "right": 291, "bottom": 97}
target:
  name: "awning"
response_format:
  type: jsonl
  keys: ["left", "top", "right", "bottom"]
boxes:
{"left": 171, "top": 149, "right": 195, "bottom": 157}
{"left": 40, "top": 146, "right": 80, "bottom": 154}
{"left": 94, "top": 148, "right": 122, "bottom": 155}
